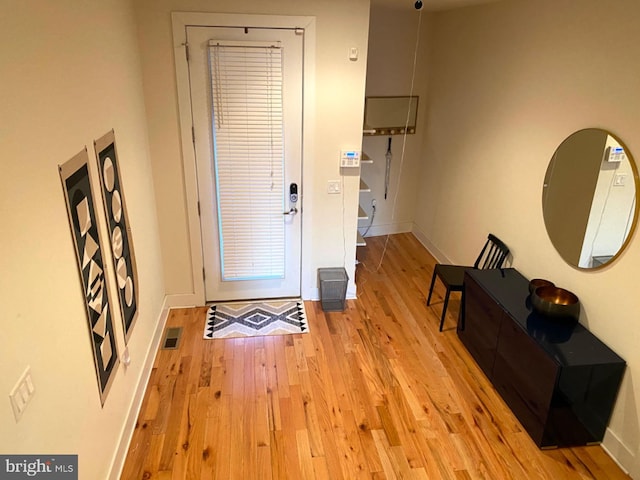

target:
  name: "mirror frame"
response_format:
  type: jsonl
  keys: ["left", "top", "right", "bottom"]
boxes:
{"left": 363, "top": 96, "right": 419, "bottom": 136}
{"left": 543, "top": 128, "right": 640, "bottom": 270}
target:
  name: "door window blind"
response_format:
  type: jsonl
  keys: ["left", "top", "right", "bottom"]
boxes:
{"left": 208, "top": 41, "right": 285, "bottom": 281}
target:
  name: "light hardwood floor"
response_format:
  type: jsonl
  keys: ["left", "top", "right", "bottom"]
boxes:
{"left": 121, "top": 233, "right": 629, "bottom": 479}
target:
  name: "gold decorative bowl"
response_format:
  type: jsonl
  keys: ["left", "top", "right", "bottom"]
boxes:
{"left": 531, "top": 286, "right": 580, "bottom": 322}
{"left": 528, "top": 278, "right": 555, "bottom": 294}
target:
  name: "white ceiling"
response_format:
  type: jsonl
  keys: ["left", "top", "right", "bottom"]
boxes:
{"left": 372, "top": 0, "right": 506, "bottom": 11}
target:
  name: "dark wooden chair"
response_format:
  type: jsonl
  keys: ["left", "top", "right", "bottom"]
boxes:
{"left": 427, "top": 233, "right": 509, "bottom": 331}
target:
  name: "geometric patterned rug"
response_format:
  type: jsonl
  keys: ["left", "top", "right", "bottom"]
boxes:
{"left": 203, "top": 299, "right": 308, "bottom": 339}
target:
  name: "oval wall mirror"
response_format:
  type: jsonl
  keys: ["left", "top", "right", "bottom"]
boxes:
{"left": 542, "top": 128, "right": 639, "bottom": 269}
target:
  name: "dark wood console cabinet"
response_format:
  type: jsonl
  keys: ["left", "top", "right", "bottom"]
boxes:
{"left": 458, "top": 268, "right": 625, "bottom": 448}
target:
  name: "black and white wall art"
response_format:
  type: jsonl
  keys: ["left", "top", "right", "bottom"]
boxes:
{"left": 59, "top": 148, "right": 119, "bottom": 405}
{"left": 94, "top": 130, "right": 139, "bottom": 342}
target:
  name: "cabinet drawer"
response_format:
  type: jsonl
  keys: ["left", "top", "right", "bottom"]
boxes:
{"left": 547, "top": 362, "right": 626, "bottom": 446}
{"left": 492, "top": 317, "right": 559, "bottom": 446}
{"left": 458, "top": 274, "right": 503, "bottom": 378}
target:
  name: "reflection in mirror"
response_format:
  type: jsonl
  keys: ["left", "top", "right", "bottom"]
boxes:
{"left": 543, "top": 129, "right": 639, "bottom": 269}
{"left": 363, "top": 96, "right": 418, "bottom": 135}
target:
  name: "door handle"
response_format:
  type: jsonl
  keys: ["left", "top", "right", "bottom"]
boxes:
{"left": 283, "top": 207, "right": 298, "bottom": 216}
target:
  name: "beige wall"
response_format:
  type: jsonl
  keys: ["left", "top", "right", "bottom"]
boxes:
{"left": 0, "top": 1, "right": 165, "bottom": 478}
{"left": 360, "top": 2, "right": 431, "bottom": 237}
{"left": 416, "top": 0, "right": 640, "bottom": 474}
{"left": 134, "top": 0, "right": 370, "bottom": 300}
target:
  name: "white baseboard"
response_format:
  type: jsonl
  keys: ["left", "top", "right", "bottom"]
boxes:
{"left": 359, "top": 221, "right": 412, "bottom": 238}
{"left": 108, "top": 296, "right": 171, "bottom": 480}
{"left": 602, "top": 427, "right": 635, "bottom": 476}
{"left": 163, "top": 292, "right": 199, "bottom": 308}
{"left": 411, "top": 225, "right": 452, "bottom": 264}
{"left": 303, "top": 286, "right": 356, "bottom": 301}
{"left": 304, "top": 286, "right": 320, "bottom": 301}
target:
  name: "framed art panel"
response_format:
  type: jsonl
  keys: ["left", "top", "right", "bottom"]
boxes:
{"left": 94, "top": 130, "right": 139, "bottom": 342}
{"left": 363, "top": 96, "right": 419, "bottom": 136}
{"left": 59, "top": 148, "right": 119, "bottom": 405}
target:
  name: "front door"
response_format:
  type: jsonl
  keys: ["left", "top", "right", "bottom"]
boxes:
{"left": 187, "top": 26, "right": 303, "bottom": 302}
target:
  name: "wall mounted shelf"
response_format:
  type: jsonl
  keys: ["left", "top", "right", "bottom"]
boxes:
{"left": 356, "top": 150, "right": 372, "bottom": 248}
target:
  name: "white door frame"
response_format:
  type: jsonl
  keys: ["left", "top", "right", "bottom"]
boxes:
{"left": 172, "top": 12, "right": 316, "bottom": 306}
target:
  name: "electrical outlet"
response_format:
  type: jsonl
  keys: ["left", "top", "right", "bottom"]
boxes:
{"left": 9, "top": 367, "right": 35, "bottom": 422}
{"left": 328, "top": 181, "right": 341, "bottom": 194}
{"left": 371, "top": 199, "right": 377, "bottom": 207}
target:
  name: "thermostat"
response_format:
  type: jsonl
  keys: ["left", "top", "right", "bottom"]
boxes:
{"left": 605, "top": 146, "right": 626, "bottom": 163}
{"left": 340, "top": 150, "right": 361, "bottom": 168}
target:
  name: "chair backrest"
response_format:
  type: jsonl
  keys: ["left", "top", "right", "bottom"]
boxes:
{"left": 473, "top": 234, "right": 509, "bottom": 270}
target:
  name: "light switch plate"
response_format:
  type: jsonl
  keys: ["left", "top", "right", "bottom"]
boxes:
{"left": 328, "top": 181, "right": 341, "bottom": 194}
{"left": 614, "top": 173, "right": 627, "bottom": 186}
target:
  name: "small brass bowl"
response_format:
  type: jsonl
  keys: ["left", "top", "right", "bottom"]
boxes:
{"left": 531, "top": 286, "right": 580, "bottom": 322}
{"left": 528, "top": 278, "right": 555, "bottom": 294}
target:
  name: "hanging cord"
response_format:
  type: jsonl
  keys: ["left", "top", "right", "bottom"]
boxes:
{"left": 376, "top": 7, "right": 423, "bottom": 272}
{"left": 360, "top": 203, "right": 377, "bottom": 237}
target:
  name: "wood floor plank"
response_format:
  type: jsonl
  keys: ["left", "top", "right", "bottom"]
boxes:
{"left": 120, "top": 233, "right": 630, "bottom": 480}
{"left": 183, "top": 388, "right": 209, "bottom": 479}
{"left": 296, "top": 430, "right": 316, "bottom": 480}
{"left": 298, "top": 367, "right": 325, "bottom": 457}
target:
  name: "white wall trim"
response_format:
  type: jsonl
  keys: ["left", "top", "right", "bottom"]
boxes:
{"left": 172, "top": 13, "right": 206, "bottom": 307}
{"left": 107, "top": 297, "right": 171, "bottom": 480}
{"left": 163, "top": 293, "right": 199, "bottom": 309}
{"left": 305, "top": 287, "right": 320, "bottom": 301}
{"left": 359, "top": 221, "right": 413, "bottom": 239}
{"left": 602, "top": 427, "right": 635, "bottom": 476}
{"left": 304, "top": 291, "right": 355, "bottom": 304}
{"left": 171, "top": 12, "right": 316, "bottom": 306}
{"left": 411, "top": 224, "right": 452, "bottom": 264}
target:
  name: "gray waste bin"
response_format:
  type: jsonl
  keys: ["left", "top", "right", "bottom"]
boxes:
{"left": 318, "top": 267, "right": 348, "bottom": 312}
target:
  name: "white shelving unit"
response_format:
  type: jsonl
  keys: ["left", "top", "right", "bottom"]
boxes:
{"left": 357, "top": 151, "right": 372, "bottom": 247}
